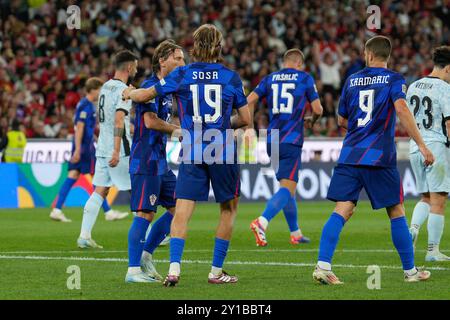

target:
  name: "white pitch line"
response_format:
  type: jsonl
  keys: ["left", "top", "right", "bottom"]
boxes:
{"left": 0, "top": 255, "right": 450, "bottom": 271}
{"left": 0, "top": 249, "right": 446, "bottom": 254}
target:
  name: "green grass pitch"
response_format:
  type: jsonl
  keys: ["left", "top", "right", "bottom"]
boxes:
{"left": 0, "top": 200, "right": 449, "bottom": 300}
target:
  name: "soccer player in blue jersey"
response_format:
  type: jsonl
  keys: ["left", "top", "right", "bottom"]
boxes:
{"left": 123, "top": 24, "right": 251, "bottom": 286}
{"left": 125, "top": 40, "right": 185, "bottom": 283}
{"left": 313, "top": 36, "right": 435, "bottom": 284}
{"left": 50, "top": 77, "right": 128, "bottom": 223}
{"left": 248, "top": 49, "right": 323, "bottom": 246}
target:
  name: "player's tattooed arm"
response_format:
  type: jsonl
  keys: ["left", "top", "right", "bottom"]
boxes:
{"left": 231, "top": 105, "right": 251, "bottom": 129}
{"left": 305, "top": 98, "right": 324, "bottom": 129}
{"left": 123, "top": 86, "right": 158, "bottom": 104}
{"left": 144, "top": 112, "right": 180, "bottom": 134}
{"left": 109, "top": 111, "right": 126, "bottom": 167}
{"left": 394, "top": 98, "right": 435, "bottom": 166}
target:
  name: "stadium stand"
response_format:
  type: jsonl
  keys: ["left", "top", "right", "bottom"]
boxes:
{"left": 0, "top": 0, "right": 449, "bottom": 139}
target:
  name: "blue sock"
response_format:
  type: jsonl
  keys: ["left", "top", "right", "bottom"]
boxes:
{"left": 318, "top": 212, "right": 346, "bottom": 264}
{"left": 55, "top": 177, "right": 76, "bottom": 209}
{"left": 101, "top": 198, "right": 111, "bottom": 212}
{"left": 128, "top": 216, "right": 150, "bottom": 267}
{"left": 212, "top": 237, "right": 230, "bottom": 268}
{"left": 170, "top": 237, "right": 185, "bottom": 264}
{"left": 261, "top": 187, "right": 291, "bottom": 222}
{"left": 144, "top": 211, "right": 173, "bottom": 254}
{"left": 283, "top": 196, "right": 299, "bottom": 232}
{"left": 391, "top": 216, "right": 415, "bottom": 271}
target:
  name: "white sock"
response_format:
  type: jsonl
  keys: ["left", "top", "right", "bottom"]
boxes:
{"left": 404, "top": 267, "right": 417, "bottom": 276}
{"left": 211, "top": 266, "right": 222, "bottom": 276}
{"left": 52, "top": 208, "right": 62, "bottom": 214}
{"left": 169, "top": 262, "right": 180, "bottom": 276}
{"left": 258, "top": 216, "right": 269, "bottom": 230}
{"left": 411, "top": 201, "right": 430, "bottom": 229}
{"left": 290, "top": 229, "right": 302, "bottom": 238}
{"left": 128, "top": 266, "right": 141, "bottom": 275}
{"left": 428, "top": 213, "right": 444, "bottom": 251}
{"left": 317, "top": 261, "right": 331, "bottom": 271}
{"left": 104, "top": 209, "right": 113, "bottom": 215}
{"left": 79, "top": 192, "right": 103, "bottom": 239}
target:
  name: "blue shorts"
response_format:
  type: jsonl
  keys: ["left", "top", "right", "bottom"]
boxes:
{"left": 68, "top": 146, "right": 95, "bottom": 175}
{"left": 327, "top": 164, "right": 404, "bottom": 210}
{"left": 175, "top": 163, "right": 240, "bottom": 203}
{"left": 267, "top": 143, "right": 302, "bottom": 182}
{"left": 130, "top": 170, "right": 176, "bottom": 213}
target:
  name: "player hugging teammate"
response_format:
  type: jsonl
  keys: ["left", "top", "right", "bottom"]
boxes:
{"left": 118, "top": 28, "right": 446, "bottom": 287}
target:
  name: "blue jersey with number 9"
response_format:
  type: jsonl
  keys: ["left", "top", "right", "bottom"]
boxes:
{"left": 154, "top": 62, "right": 247, "bottom": 163}
{"left": 338, "top": 67, "right": 406, "bottom": 168}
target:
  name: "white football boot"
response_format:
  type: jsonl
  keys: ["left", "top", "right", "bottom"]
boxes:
{"left": 141, "top": 252, "right": 163, "bottom": 281}
{"left": 125, "top": 270, "right": 160, "bottom": 283}
{"left": 425, "top": 247, "right": 450, "bottom": 262}
{"left": 312, "top": 266, "right": 344, "bottom": 285}
{"left": 50, "top": 208, "right": 72, "bottom": 222}
{"left": 404, "top": 268, "right": 431, "bottom": 282}
{"left": 105, "top": 210, "right": 129, "bottom": 221}
{"left": 77, "top": 237, "right": 103, "bottom": 249}
{"left": 159, "top": 235, "right": 170, "bottom": 246}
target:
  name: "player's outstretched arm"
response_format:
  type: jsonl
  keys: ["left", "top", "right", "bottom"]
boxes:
{"left": 109, "top": 110, "right": 126, "bottom": 168}
{"left": 123, "top": 86, "right": 158, "bottom": 104}
{"left": 231, "top": 105, "right": 251, "bottom": 129}
{"left": 394, "top": 98, "right": 435, "bottom": 166}
{"left": 246, "top": 92, "right": 259, "bottom": 129}
{"left": 144, "top": 112, "right": 180, "bottom": 134}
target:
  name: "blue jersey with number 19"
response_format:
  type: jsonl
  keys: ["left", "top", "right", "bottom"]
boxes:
{"left": 154, "top": 63, "right": 247, "bottom": 163}
{"left": 253, "top": 68, "right": 319, "bottom": 147}
{"left": 338, "top": 67, "right": 407, "bottom": 168}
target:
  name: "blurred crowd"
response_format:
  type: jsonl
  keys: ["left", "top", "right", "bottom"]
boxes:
{"left": 0, "top": 0, "right": 449, "bottom": 141}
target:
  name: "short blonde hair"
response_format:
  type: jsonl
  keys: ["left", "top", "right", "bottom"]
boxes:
{"left": 85, "top": 77, "right": 104, "bottom": 93}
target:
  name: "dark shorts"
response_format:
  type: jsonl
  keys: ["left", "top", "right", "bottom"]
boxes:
{"left": 267, "top": 143, "right": 302, "bottom": 182}
{"left": 130, "top": 170, "right": 176, "bottom": 213}
{"left": 327, "top": 164, "right": 404, "bottom": 210}
{"left": 175, "top": 163, "right": 240, "bottom": 203}
{"left": 68, "top": 148, "right": 95, "bottom": 175}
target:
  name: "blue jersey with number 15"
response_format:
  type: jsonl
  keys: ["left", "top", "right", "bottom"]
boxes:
{"left": 253, "top": 68, "right": 319, "bottom": 147}
{"left": 338, "top": 67, "right": 406, "bottom": 168}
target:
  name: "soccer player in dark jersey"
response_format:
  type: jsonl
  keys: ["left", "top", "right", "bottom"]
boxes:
{"left": 248, "top": 49, "right": 323, "bottom": 247}
{"left": 50, "top": 77, "right": 128, "bottom": 223}
{"left": 313, "top": 36, "right": 435, "bottom": 285}
{"left": 125, "top": 40, "right": 185, "bottom": 283}
{"left": 123, "top": 24, "right": 251, "bottom": 286}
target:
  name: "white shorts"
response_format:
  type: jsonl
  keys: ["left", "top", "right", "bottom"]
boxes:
{"left": 92, "top": 156, "right": 131, "bottom": 191}
{"left": 410, "top": 142, "right": 450, "bottom": 194}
